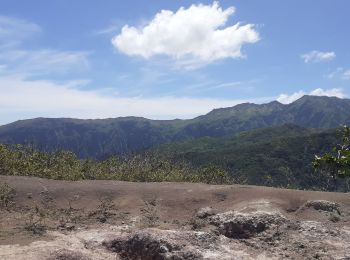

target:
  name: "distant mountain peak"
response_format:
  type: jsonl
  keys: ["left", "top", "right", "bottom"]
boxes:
{"left": 294, "top": 94, "right": 343, "bottom": 103}
{"left": 268, "top": 100, "right": 282, "bottom": 105}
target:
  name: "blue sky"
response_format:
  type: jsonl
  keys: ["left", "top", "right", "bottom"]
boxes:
{"left": 0, "top": 0, "right": 349, "bottom": 124}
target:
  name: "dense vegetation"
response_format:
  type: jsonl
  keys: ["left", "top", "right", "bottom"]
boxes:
{"left": 1, "top": 96, "right": 350, "bottom": 158}
{"left": 313, "top": 125, "right": 350, "bottom": 190}
{"left": 155, "top": 124, "right": 350, "bottom": 191}
{"left": 0, "top": 144, "right": 230, "bottom": 184}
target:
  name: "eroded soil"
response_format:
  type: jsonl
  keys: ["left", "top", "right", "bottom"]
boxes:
{"left": 0, "top": 175, "right": 349, "bottom": 259}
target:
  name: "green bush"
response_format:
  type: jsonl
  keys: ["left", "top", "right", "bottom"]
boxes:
{"left": 313, "top": 125, "right": 350, "bottom": 191}
{"left": 0, "top": 144, "right": 232, "bottom": 184}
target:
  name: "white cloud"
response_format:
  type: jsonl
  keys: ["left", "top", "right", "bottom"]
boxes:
{"left": 0, "top": 16, "right": 41, "bottom": 44}
{"left": 276, "top": 91, "right": 306, "bottom": 104}
{"left": 342, "top": 69, "right": 350, "bottom": 80}
{"left": 0, "top": 75, "right": 269, "bottom": 125}
{"left": 95, "top": 25, "right": 120, "bottom": 35}
{"left": 277, "top": 88, "right": 345, "bottom": 104}
{"left": 112, "top": 1, "right": 259, "bottom": 68}
{"left": 301, "top": 50, "right": 336, "bottom": 63}
{"left": 0, "top": 49, "right": 90, "bottom": 77}
{"left": 309, "top": 88, "right": 345, "bottom": 97}
{"left": 326, "top": 67, "right": 343, "bottom": 79}
{"left": 0, "top": 15, "right": 90, "bottom": 78}
{"left": 326, "top": 67, "right": 350, "bottom": 80}
{"left": 93, "top": 24, "right": 122, "bottom": 36}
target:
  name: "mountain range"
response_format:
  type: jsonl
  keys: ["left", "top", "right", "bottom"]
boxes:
{"left": 0, "top": 95, "right": 349, "bottom": 158}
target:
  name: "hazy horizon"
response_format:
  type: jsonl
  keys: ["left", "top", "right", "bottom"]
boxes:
{"left": 0, "top": 94, "right": 346, "bottom": 126}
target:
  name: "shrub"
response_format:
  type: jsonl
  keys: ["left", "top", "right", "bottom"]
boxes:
{"left": 313, "top": 125, "right": 350, "bottom": 190}
{"left": 0, "top": 182, "right": 16, "bottom": 209}
{"left": 0, "top": 144, "right": 232, "bottom": 185}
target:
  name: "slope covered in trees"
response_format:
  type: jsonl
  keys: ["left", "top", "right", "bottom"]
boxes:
{"left": 1, "top": 124, "right": 348, "bottom": 191}
{"left": 155, "top": 124, "right": 348, "bottom": 190}
{"left": 0, "top": 96, "right": 350, "bottom": 158}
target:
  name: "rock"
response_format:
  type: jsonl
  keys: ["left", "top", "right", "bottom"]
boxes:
{"left": 329, "top": 213, "right": 341, "bottom": 222}
{"left": 304, "top": 200, "right": 340, "bottom": 214}
{"left": 102, "top": 228, "right": 247, "bottom": 259}
{"left": 209, "top": 211, "right": 286, "bottom": 239}
{"left": 196, "top": 207, "right": 216, "bottom": 219}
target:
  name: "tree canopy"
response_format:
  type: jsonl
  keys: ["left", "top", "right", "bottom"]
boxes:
{"left": 313, "top": 125, "right": 350, "bottom": 179}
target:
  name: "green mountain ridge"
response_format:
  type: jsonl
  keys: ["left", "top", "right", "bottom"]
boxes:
{"left": 1, "top": 95, "right": 350, "bottom": 158}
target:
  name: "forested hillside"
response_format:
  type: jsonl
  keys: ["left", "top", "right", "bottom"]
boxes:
{"left": 0, "top": 96, "right": 350, "bottom": 158}
{"left": 155, "top": 124, "right": 345, "bottom": 190}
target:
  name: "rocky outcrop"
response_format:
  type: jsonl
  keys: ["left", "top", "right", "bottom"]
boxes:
{"left": 103, "top": 229, "right": 208, "bottom": 259}
{"left": 304, "top": 200, "right": 341, "bottom": 214}
{"left": 209, "top": 211, "right": 287, "bottom": 239}
{"left": 102, "top": 228, "right": 241, "bottom": 260}
{"left": 1, "top": 210, "right": 350, "bottom": 260}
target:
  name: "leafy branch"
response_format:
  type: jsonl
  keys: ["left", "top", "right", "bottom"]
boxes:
{"left": 313, "top": 125, "right": 350, "bottom": 180}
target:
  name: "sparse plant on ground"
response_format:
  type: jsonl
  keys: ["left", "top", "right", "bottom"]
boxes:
{"left": 141, "top": 198, "right": 159, "bottom": 227}
{"left": 24, "top": 205, "right": 47, "bottom": 235}
{"left": 0, "top": 182, "right": 16, "bottom": 209}
{"left": 95, "top": 196, "right": 116, "bottom": 223}
{"left": 57, "top": 197, "right": 84, "bottom": 230}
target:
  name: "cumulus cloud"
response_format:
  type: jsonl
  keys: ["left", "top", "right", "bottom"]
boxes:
{"left": 0, "top": 75, "right": 268, "bottom": 125}
{"left": 277, "top": 91, "right": 306, "bottom": 104}
{"left": 301, "top": 50, "right": 336, "bottom": 63}
{"left": 309, "top": 88, "right": 345, "bottom": 97}
{"left": 112, "top": 1, "right": 259, "bottom": 68}
{"left": 277, "top": 88, "right": 345, "bottom": 104}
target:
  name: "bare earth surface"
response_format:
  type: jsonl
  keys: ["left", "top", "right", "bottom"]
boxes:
{"left": 0, "top": 175, "right": 349, "bottom": 259}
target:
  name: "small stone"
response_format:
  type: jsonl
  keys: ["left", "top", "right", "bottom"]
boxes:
{"left": 159, "top": 245, "right": 169, "bottom": 253}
